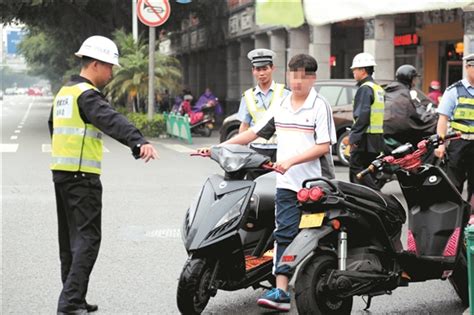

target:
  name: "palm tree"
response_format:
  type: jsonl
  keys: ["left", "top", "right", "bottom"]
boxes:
{"left": 105, "top": 29, "right": 182, "bottom": 113}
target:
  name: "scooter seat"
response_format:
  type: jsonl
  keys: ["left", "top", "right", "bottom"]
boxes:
{"left": 253, "top": 172, "right": 276, "bottom": 222}
{"left": 332, "top": 180, "right": 406, "bottom": 235}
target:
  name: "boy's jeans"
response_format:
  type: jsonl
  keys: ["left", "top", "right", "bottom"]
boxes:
{"left": 274, "top": 188, "right": 301, "bottom": 276}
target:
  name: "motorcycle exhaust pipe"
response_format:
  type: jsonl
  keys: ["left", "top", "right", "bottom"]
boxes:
{"left": 338, "top": 231, "right": 347, "bottom": 271}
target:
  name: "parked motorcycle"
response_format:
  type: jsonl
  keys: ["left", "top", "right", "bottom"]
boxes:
{"left": 279, "top": 132, "right": 469, "bottom": 314}
{"left": 177, "top": 145, "right": 281, "bottom": 314}
{"left": 189, "top": 103, "right": 216, "bottom": 137}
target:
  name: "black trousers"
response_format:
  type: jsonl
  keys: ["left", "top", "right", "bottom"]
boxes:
{"left": 54, "top": 173, "right": 102, "bottom": 312}
{"left": 349, "top": 151, "right": 380, "bottom": 190}
{"left": 446, "top": 139, "right": 474, "bottom": 201}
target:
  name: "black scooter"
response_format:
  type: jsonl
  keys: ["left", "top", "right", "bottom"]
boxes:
{"left": 279, "top": 132, "right": 469, "bottom": 314}
{"left": 177, "top": 145, "right": 280, "bottom": 314}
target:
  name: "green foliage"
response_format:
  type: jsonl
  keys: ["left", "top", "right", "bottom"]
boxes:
{"left": 1, "top": 0, "right": 223, "bottom": 92}
{"left": 104, "top": 30, "right": 182, "bottom": 105}
{"left": 125, "top": 112, "right": 166, "bottom": 138}
{"left": 18, "top": 27, "right": 75, "bottom": 91}
{"left": 1, "top": 0, "right": 133, "bottom": 89}
{"left": 1, "top": 66, "right": 44, "bottom": 89}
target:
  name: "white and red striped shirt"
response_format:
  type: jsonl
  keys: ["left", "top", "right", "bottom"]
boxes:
{"left": 252, "top": 87, "right": 337, "bottom": 192}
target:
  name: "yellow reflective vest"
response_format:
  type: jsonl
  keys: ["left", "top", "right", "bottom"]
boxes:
{"left": 451, "top": 83, "right": 474, "bottom": 134}
{"left": 244, "top": 83, "right": 285, "bottom": 144}
{"left": 50, "top": 82, "right": 103, "bottom": 174}
{"left": 361, "top": 81, "right": 385, "bottom": 134}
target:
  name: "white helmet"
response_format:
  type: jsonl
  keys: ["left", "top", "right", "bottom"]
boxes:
{"left": 75, "top": 35, "right": 120, "bottom": 67}
{"left": 350, "top": 52, "right": 376, "bottom": 69}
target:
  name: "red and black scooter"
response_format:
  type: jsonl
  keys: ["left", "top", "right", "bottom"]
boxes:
{"left": 278, "top": 132, "right": 469, "bottom": 314}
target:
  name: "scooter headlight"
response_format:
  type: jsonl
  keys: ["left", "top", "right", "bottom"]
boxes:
{"left": 213, "top": 196, "right": 245, "bottom": 229}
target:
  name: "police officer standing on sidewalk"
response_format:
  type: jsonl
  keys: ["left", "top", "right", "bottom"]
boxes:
{"left": 237, "top": 48, "right": 290, "bottom": 161}
{"left": 435, "top": 53, "right": 474, "bottom": 206}
{"left": 48, "top": 35, "right": 158, "bottom": 315}
{"left": 348, "top": 52, "right": 385, "bottom": 190}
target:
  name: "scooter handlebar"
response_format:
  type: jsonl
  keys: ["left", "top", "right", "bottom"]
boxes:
{"left": 356, "top": 164, "right": 376, "bottom": 180}
{"left": 262, "top": 162, "right": 284, "bottom": 174}
{"left": 190, "top": 150, "right": 211, "bottom": 157}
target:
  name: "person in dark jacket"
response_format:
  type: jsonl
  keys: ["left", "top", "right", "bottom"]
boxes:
{"left": 384, "top": 65, "right": 437, "bottom": 147}
{"left": 48, "top": 36, "right": 158, "bottom": 315}
{"left": 349, "top": 52, "right": 385, "bottom": 190}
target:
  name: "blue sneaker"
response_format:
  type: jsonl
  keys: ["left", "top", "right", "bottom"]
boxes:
{"left": 257, "top": 288, "right": 291, "bottom": 311}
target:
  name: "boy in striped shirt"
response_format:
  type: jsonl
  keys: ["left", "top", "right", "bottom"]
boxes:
{"left": 209, "top": 54, "right": 336, "bottom": 311}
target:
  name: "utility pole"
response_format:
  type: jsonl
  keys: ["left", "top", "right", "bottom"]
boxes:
{"left": 148, "top": 27, "right": 155, "bottom": 120}
{"left": 132, "top": 0, "right": 138, "bottom": 42}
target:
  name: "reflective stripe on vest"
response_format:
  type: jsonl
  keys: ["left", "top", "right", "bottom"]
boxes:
{"left": 244, "top": 83, "right": 285, "bottom": 123}
{"left": 452, "top": 84, "right": 474, "bottom": 134}
{"left": 361, "top": 81, "right": 385, "bottom": 134}
{"left": 244, "top": 83, "right": 285, "bottom": 145}
{"left": 50, "top": 82, "right": 104, "bottom": 174}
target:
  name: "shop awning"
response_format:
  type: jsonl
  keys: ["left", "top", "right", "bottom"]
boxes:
{"left": 304, "top": 0, "right": 474, "bottom": 26}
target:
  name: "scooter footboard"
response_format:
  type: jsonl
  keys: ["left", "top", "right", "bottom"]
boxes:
{"left": 279, "top": 226, "right": 334, "bottom": 271}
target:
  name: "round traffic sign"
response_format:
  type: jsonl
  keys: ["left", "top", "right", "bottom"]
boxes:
{"left": 137, "top": 0, "right": 171, "bottom": 27}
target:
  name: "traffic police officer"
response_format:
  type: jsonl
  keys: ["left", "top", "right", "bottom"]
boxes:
{"left": 48, "top": 35, "right": 158, "bottom": 315}
{"left": 348, "top": 52, "right": 385, "bottom": 190}
{"left": 435, "top": 53, "right": 474, "bottom": 206}
{"left": 237, "top": 48, "right": 290, "bottom": 161}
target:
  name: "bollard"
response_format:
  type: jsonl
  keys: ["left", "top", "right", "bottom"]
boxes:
{"left": 466, "top": 224, "right": 474, "bottom": 314}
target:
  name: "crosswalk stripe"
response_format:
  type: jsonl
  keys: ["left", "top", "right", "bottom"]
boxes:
{"left": 1, "top": 144, "right": 19, "bottom": 152}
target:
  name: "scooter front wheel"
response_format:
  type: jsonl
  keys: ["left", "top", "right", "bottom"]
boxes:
{"left": 295, "top": 254, "right": 353, "bottom": 315}
{"left": 177, "top": 258, "right": 214, "bottom": 314}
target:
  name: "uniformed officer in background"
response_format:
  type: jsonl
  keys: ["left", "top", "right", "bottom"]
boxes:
{"left": 348, "top": 52, "right": 385, "bottom": 190}
{"left": 237, "top": 48, "right": 290, "bottom": 162}
{"left": 435, "top": 53, "right": 474, "bottom": 208}
{"left": 48, "top": 35, "right": 158, "bottom": 315}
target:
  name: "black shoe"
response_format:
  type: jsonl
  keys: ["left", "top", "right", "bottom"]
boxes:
{"left": 86, "top": 303, "right": 98, "bottom": 313}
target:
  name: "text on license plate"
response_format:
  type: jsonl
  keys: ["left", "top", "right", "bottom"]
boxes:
{"left": 299, "top": 213, "right": 325, "bottom": 229}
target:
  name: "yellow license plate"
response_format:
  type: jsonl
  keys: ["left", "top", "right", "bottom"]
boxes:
{"left": 299, "top": 213, "right": 325, "bottom": 229}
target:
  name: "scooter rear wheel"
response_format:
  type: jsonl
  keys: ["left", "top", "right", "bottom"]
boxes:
{"left": 295, "top": 254, "right": 353, "bottom": 315}
{"left": 449, "top": 246, "right": 469, "bottom": 307}
{"left": 177, "top": 258, "right": 214, "bottom": 314}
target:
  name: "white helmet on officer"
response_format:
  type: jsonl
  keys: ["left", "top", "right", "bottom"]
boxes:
{"left": 75, "top": 35, "right": 120, "bottom": 67}
{"left": 350, "top": 52, "right": 376, "bottom": 69}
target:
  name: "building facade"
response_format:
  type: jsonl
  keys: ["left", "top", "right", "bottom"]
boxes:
{"left": 161, "top": 1, "right": 472, "bottom": 115}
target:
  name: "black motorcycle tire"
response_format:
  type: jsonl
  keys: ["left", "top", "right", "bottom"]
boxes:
{"left": 295, "top": 254, "right": 353, "bottom": 315}
{"left": 177, "top": 258, "right": 214, "bottom": 314}
{"left": 449, "top": 245, "right": 469, "bottom": 307}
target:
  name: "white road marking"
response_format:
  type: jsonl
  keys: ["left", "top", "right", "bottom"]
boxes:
{"left": 1, "top": 144, "right": 19, "bottom": 152}
{"left": 145, "top": 228, "right": 181, "bottom": 238}
{"left": 18, "top": 125, "right": 23, "bottom": 128}
{"left": 42, "top": 144, "right": 109, "bottom": 153}
{"left": 22, "top": 101, "right": 34, "bottom": 123}
{"left": 14, "top": 130, "right": 20, "bottom": 133}
{"left": 161, "top": 143, "right": 194, "bottom": 153}
{"left": 10, "top": 136, "right": 18, "bottom": 140}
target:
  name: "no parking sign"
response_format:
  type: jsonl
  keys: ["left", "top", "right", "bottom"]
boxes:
{"left": 137, "top": 0, "right": 171, "bottom": 27}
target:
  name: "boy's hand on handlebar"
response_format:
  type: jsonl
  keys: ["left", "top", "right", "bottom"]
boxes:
{"left": 196, "top": 147, "right": 211, "bottom": 154}
{"left": 274, "top": 160, "right": 293, "bottom": 174}
{"left": 434, "top": 144, "right": 445, "bottom": 159}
